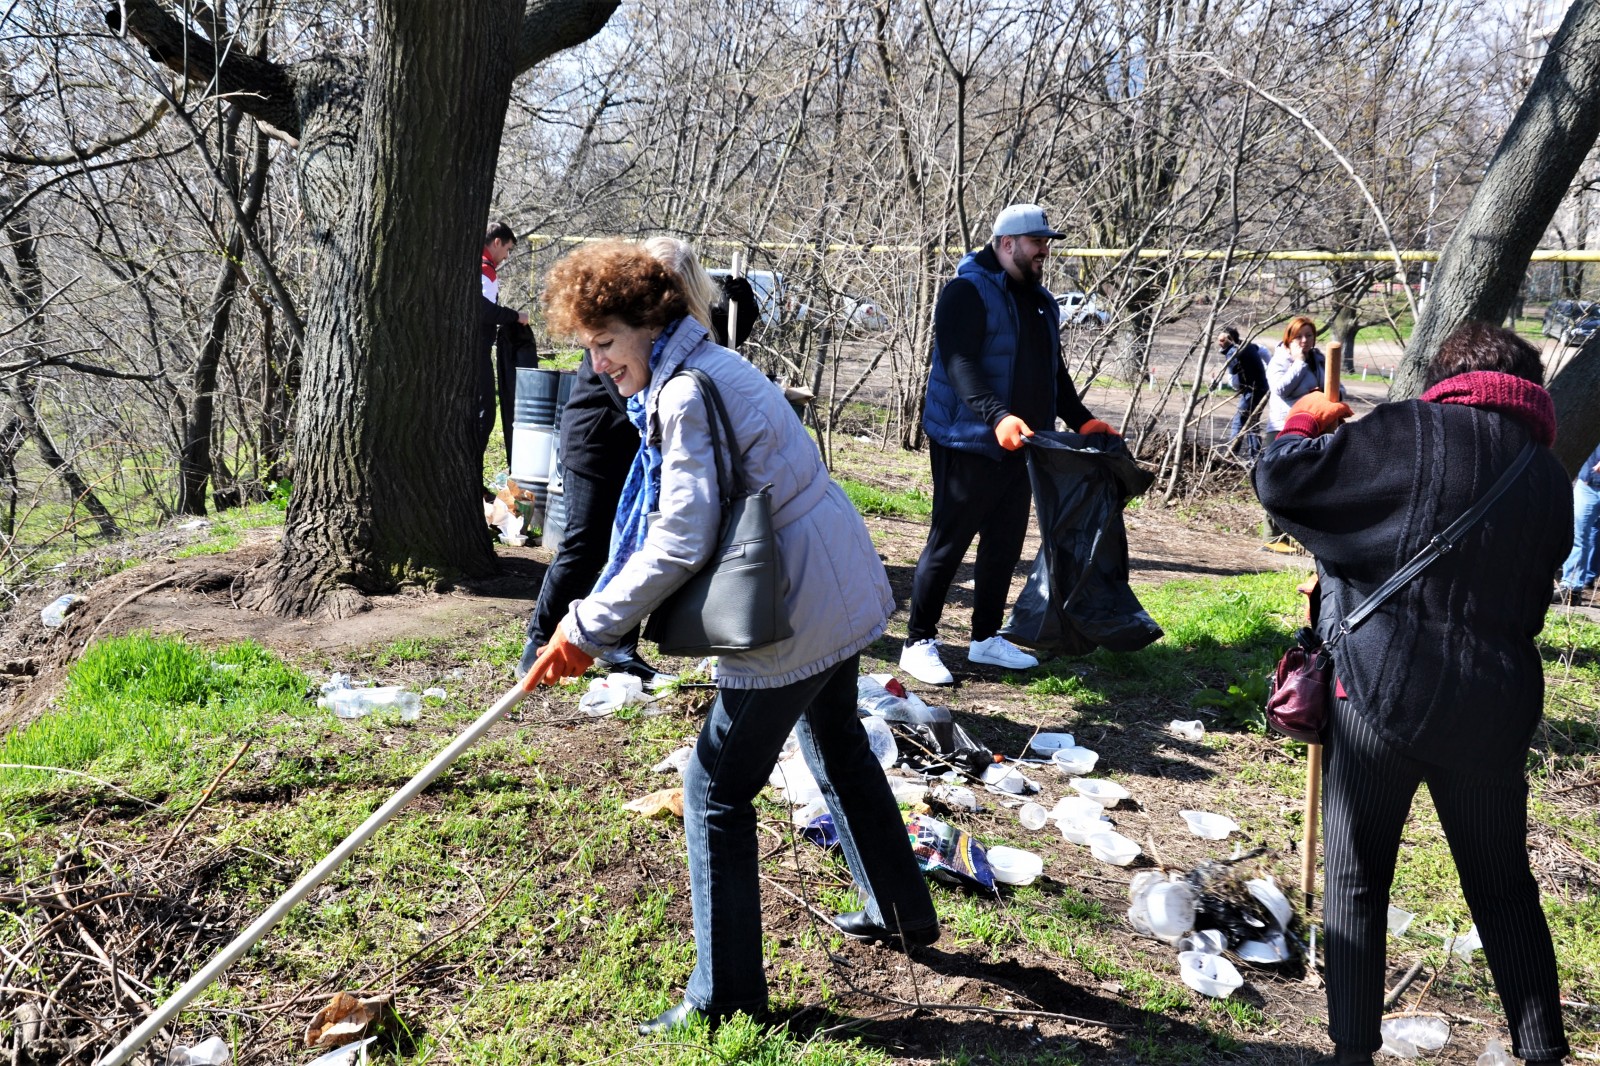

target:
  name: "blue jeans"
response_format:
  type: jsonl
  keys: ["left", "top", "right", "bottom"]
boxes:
{"left": 1227, "top": 389, "right": 1263, "bottom": 457}
{"left": 681, "top": 654, "right": 936, "bottom": 1012}
{"left": 1560, "top": 479, "right": 1600, "bottom": 589}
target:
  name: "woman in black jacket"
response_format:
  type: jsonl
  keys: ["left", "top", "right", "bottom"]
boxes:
{"left": 1254, "top": 322, "right": 1570, "bottom": 1066}
{"left": 519, "top": 239, "right": 758, "bottom": 679}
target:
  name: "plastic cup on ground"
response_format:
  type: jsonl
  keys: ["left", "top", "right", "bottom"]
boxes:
{"left": 1086, "top": 830, "right": 1141, "bottom": 866}
{"left": 1027, "top": 732, "right": 1075, "bottom": 756}
{"left": 1386, "top": 904, "right": 1415, "bottom": 936}
{"left": 1168, "top": 719, "right": 1205, "bottom": 742}
{"left": 1018, "top": 801, "right": 1049, "bottom": 830}
{"left": 1178, "top": 950, "right": 1244, "bottom": 998}
{"left": 986, "top": 845, "right": 1044, "bottom": 886}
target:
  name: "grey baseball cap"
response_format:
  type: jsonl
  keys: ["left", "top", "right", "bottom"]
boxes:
{"left": 992, "top": 203, "right": 1066, "bottom": 240}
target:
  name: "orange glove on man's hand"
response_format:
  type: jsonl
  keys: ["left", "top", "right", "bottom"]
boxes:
{"left": 1078, "top": 418, "right": 1118, "bottom": 436}
{"left": 522, "top": 624, "right": 595, "bottom": 689}
{"left": 995, "top": 414, "right": 1033, "bottom": 451}
{"left": 1287, "top": 390, "right": 1353, "bottom": 435}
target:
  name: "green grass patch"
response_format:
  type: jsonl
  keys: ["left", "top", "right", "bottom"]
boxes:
{"left": 838, "top": 479, "right": 932, "bottom": 519}
{"left": 0, "top": 632, "right": 310, "bottom": 800}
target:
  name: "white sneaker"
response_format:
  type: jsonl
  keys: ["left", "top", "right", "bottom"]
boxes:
{"left": 967, "top": 635, "right": 1038, "bottom": 670}
{"left": 899, "top": 638, "right": 954, "bottom": 685}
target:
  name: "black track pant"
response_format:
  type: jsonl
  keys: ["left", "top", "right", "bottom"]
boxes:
{"left": 1322, "top": 696, "right": 1567, "bottom": 1061}
{"left": 905, "top": 442, "right": 1031, "bottom": 644}
{"left": 525, "top": 465, "right": 639, "bottom": 655}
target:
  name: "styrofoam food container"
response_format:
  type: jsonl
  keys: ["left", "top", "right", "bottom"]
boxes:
{"left": 1050, "top": 745, "right": 1099, "bottom": 775}
{"left": 986, "top": 845, "right": 1044, "bottom": 885}
{"left": 1178, "top": 950, "right": 1244, "bottom": 998}
{"left": 1235, "top": 931, "right": 1290, "bottom": 964}
{"left": 1179, "top": 810, "right": 1239, "bottom": 840}
{"left": 1059, "top": 816, "right": 1110, "bottom": 845}
{"left": 1070, "top": 777, "right": 1131, "bottom": 808}
{"left": 1027, "top": 732, "right": 1075, "bottom": 755}
{"left": 1086, "top": 830, "right": 1141, "bottom": 865}
{"left": 1049, "top": 795, "right": 1107, "bottom": 824}
{"left": 1145, "top": 881, "right": 1198, "bottom": 940}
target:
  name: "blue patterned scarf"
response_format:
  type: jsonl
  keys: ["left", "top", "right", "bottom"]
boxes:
{"left": 594, "top": 319, "right": 684, "bottom": 592}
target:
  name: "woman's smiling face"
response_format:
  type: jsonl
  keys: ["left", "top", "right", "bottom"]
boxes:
{"left": 582, "top": 317, "right": 659, "bottom": 397}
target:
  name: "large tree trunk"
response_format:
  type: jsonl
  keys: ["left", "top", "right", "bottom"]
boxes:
{"left": 259, "top": 0, "right": 524, "bottom": 616}
{"left": 1393, "top": 0, "right": 1600, "bottom": 446}
{"left": 115, "top": 0, "right": 619, "bottom": 616}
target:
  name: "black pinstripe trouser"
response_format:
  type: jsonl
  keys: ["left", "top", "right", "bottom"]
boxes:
{"left": 1322, "top": 697, "right": 1568, "bottom": 1061}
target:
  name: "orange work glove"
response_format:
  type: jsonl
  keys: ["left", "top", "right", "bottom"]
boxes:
{"left": 1287, "top": 390, "right": 1353, "bottom": 435}
{"left": 995, "top": 414, "right": 1033, "bottom": 451}
{"left": 521, "top": 624, "right": 595, "bottom": 689}
{"left": 1078, "top": 418, "right": 1118, "bottom": 436}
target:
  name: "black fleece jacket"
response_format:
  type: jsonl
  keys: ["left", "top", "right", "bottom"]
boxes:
{"left": 1253, "top": 400, "right": 1570, "bottom": 771}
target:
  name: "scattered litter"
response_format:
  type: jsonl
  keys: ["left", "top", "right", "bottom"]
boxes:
{"left": 929, "top": 784, "right": 980, "bottom": 812}
{"left": 981, "top": 762, "right": 1038, "bottom": 795}
{"left": 165, "top": 1035, "right": 228, "bottom": 1065}
{"left": 305, "top": 1038, "right": 376, "bottom": 1066}
{"left": 652, "top": 746, "right": 695, "bottom": 775}
{"left": 1050, "top": 745, "right": 1099, "bottom": 775}
{"left": 1059, "top": 816, "right": 1111, "bottom": 845}
{"left": 791, "top": 798, "right": 829, "bottom": 826}
{"left": 801, "top": 812, "right": 839, "bottom": 848}
{"left": 421, "top": 687, "right": 447, "bottom": 700}
{"left": 769, "top": 757, "right": 822, "bottom": 806}
{"left": 1049, "top": 795, "right": 1109, "bottom": 824}
{"left": 446, "top": 667, "right": 466, "bottom": 680}
{"left": 1026, "top": 732, "right": 1076, "bottom": 756}
{"left": 887, "top": 777, "right": 928, "bottom": 805}
{"left": 622, "top": 788, "right": 684, "bottom": 819}
{"left": 695, "top": 657, "right": 719, "bottom": 681}
{"left": 1168, "top": 719, "right": 1206, "bottom": 742}
{"left": 1476, "top": 1038, "right": 1513, "bottom": 1065}
{"left": 317, "top": 680, "right": 421, "bottom": 721}
{"left": 986, "top": 845, "right": 1044, "bottom": 886}
{"left": 1386, "top": 905, "right": 1415, "bottom": 936}
{"left": 1380, "top": 1016, "right": 1450, "bottom": 1058}
{"left": 861, "top": 715, "right": 899, "bottom": 769}
{"left": 1234, "top": 930, "right": 1291, "bottom": 964}
{"left": 1178, "top": 950, "right": 1244, "bottom": 998}
{"left": 39, "top": 593, "right": 83, "bottom": 628}
{"left": 1179, "top": 810, "right": 1238, "bottom": 840}
{"left": 858, "top": 675, "right": 992, "bottom": 774}
{"left": 305, "top": 991, "right": 392, "bottom": 1049}
{"left": 1245, "top": 877, "right": 1293, "bottom": 931}
{"left": 1086, "top": 830, "right": 1141, "bottom": 866}
{"left": 1018, "top": 801, "right": 1049, "bottom": 830}
{"left": 578, "top": 673, "right": 658, "bottom": 716}
{"left": 1442, "top": 923, "right": 1482, "bottom": 960}
{"left": 1069, "top": 777, "right": 1130, "bottom": 808}
{"left": 177, "top": 518, "right": 211, "bottom": 532}
{"left": 905, "top": 813, "right": 995, "bottom": 891}
{"left": 1177, "top": 928, "right": 1227, "bottom": 955}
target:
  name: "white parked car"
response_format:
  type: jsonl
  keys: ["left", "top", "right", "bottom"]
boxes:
{"left": 1055, "top": 290, "right": 1109, "bottom": 327}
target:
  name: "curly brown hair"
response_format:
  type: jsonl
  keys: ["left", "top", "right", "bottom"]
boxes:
{"left": 541, "top": 240, "right": 688, "bottom": 339}
{"left": 1425, "top": 320, "right": 1543, "bottom": 388}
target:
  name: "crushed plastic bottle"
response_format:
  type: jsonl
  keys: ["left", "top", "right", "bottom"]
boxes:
{"left": 1380, "top": 1016, "right": 1450, "bottom": 1059}
{"left": 1476, "top": 1037, "right": 1513, "bottom": 1065}
{"left": 930, "top": 784, "right": 980, "bottom": 812}
{"left": 422, "top": 687, "right": 447, "bottom": 700}
{"left": 40, "top": 593, "right": 83, "bottom": 628}
{"left": 166, "top": 1035, "right": 229, "bottom": 1065}
{"left": 577, "top": 674, "right": 656, "bottom": 716}
{"left": 318, "top": 686, "right": 422, "bottom": 721}
{"left": 861, "top": 715, "right": 899, "bottom": 769}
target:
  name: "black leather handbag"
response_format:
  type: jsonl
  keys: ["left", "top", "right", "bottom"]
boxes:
{"left": 643, "top": 368, "right": 794, "bottom": 657}
{"left": 1265, "top": 440, "right": 1535, "bottom": 742}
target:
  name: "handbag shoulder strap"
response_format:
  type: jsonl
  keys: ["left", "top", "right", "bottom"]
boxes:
{"left": 663, "top": 366, "right": 746, "bottom": 506}
{"left": 1329, "top": 439, "right": 1537, "bottom": 646}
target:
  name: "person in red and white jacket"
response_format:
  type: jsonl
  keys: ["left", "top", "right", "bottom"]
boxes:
{"left": 477, "top": 222, "right": 530, "bottom": 475}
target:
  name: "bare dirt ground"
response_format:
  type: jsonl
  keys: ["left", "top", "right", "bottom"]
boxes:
{"left": 1, "top": 452, "right": 1592, "bottom": 1065}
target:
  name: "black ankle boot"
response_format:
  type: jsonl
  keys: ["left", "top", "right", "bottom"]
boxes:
{"left": 1309, "top": 1050, "right": 1375, "bottom": 1066}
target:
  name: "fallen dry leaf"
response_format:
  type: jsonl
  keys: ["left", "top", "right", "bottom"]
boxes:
{"left": 623, "top": 787, "right": 684, "bottom": 819}
{"left": 304, "top": 991, "right": 393, "bottom": 1048}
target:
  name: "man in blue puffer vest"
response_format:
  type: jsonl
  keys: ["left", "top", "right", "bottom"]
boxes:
{"left": 900, "top": 204, "right": 1115, "bottom": 686}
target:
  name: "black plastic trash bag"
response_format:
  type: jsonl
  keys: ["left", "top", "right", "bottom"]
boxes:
{"left": 1000, "top": 431, "right": 1163, "bottom": 655}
